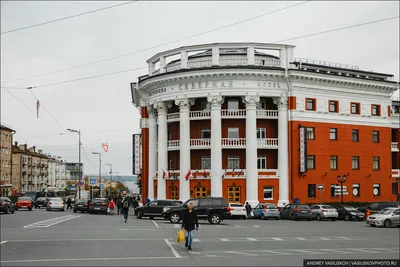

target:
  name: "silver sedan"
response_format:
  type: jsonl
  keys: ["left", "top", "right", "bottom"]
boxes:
{"left": 46, "top": 197, "right": 65, "bottom": 211}
{"left": 310, "top": 204, "right": 338, "bottom": 221}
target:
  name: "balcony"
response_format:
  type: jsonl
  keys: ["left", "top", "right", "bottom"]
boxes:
{"left": 190, "top": 110, "right": 211, "bottom": 120}
{"left": 221, "top": 109, "right": 246, "bottom": 118}
{"left": 392, "top": 142, "right": 399, "bottom": 152}
{"left": 257, "top": 138, "right": 279, "bottom": 149}
{"left": 167, "top": 138, "right": 279, "bottom": 150}
{"left": 167, "top": 140, "right": 180, "bottom": 151}
{"left": 153, "top": 169, "right": 279, "bottom": 179}
{"left": 190, "top": 139, "right": 211, "bottom": 149}
{"left": 221, "top": 138, "right": 246, "bottom": 148}
{"left": 166, "top": 109, "right": 278, "bottom": 122}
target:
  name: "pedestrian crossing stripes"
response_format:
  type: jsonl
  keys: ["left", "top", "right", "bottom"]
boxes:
{"left": 23, "top": 215, "right": 82, "bottom": 228}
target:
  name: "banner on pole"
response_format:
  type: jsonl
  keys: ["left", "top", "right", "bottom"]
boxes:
{"left": 132, "top": 134, "right": 142, "bottom": 175}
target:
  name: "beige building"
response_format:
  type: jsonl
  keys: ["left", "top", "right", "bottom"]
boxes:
{"left": 12, "top": 143, "right": 49, "bottom": 193}
{"left": 0, "top": 125, "right": 15, "bottom": 196}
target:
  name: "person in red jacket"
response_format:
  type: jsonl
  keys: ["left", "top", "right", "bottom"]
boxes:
{"left": 108, "top": 199, "right": 115, "bottom": 215}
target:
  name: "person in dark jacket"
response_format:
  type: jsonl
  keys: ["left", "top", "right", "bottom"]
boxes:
{"left": 181, "top": 201, "right": 199, "bottom": 250}
{"left": 121, "top": 196, "right": 129, "bottom": 223}
{"left": 245, "top": 202, "right": 252, "bottom": 219}
{"left": 66, "top": 197, "right": 73, "bottom": 209}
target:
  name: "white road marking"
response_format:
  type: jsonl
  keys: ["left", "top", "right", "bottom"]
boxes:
{"left": 220, "top": 238, "right": 230, "bottom": 242}
{"left": 349, "top": 248, "right": 382, "bottom": 253}
{"left": 319, "top": 237, "right": 329, "bottom": 240}
{"left": 23, "top": 215, "right": 82, "bottom": 228}
{"left": 272, "top": 238, "right": 283, "bottom": 241}
{"left": 246, "top": 238, "right": 257, "bottom": 241}
{"left": 164, "top": 239, "right": 181, "bottom": 258}
{"left": 117, "top": 228, "right": 162, "bottom": 231}
{"left": 234, "top": 225, "right": 242, "bottom": 228}
{"left": 193, "top": 238, "right": 201, "bottom": 242}
{"left": 296, "top": 237, "right": 306, "bottom": 240}
{"left": 318, "top": 248, "right": 352, "bottom": 254}
{"left": 225, "top": 251, "right": 258, "bottom": 256}
{"left": 152, "top": 220, "right": 161, "bottom": 228}
{"left": 253, "top": 225, "right": 260, "bottom": 228}
{"left": 0, "top": 256, "right": 187, "bottom": 263}
{"left": 260, "top": 250, "right": 291, "bottom": 255}
{"left": 5, "top": 238, "right": 172, "bottom": 242}
{"left": 0, "top": 241, "right": 8, "bottom": 245}
{"left": 339, "top": 236, "right": 351, "bottom": 240}
{"left": 290, "top": 249, "right": 323, "bottom": 254}
{"left": 173, "top": 224, "right": 180, "bottom": 228}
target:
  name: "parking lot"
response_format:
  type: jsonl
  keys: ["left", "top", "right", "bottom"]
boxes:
{"left": 1, "top": 208, "right": 399, "bottom": 266}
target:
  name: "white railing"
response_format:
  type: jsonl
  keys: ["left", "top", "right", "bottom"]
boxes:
{"left": 165, "top": 62, "right": 181, "bottom": 72}
{"left": 190, "top": 138, "right": 211, "bottom": 148}
{"left": 152, "top": 69, "right": 160, "bottom": 75}
{"left": 221, "top": 109, "right": 246, "bottom": 117}
{"left": 190, "top": 110, "right": 211, "bottom": 118}
{"left": 392, "top": 142, "right": 399, "bottom": 151}
{"left": 257, "top": 138, "right": 278, "bottom": 148}
{"left": 256, "top": 110, "right": 278, "bottom": 118}
{"left": 255, "top": 58, "right": 281, "bottom": 67}
{"left": 219, "top": 58, "right": 248, "bottom": 66}
{"left": 294, "top": 57, "right": 359, "bottom": 70}
{"left": 188, "top": 59, "right": 212, "bottom": 68}
{"left": 167, "top": 112, "right": 179, "bottom": 120}
{"left": 167, "top": 140, "right": 180, "bottom": 148}
{"left": 221, "top": 138, "right": 246, "bottom": 147}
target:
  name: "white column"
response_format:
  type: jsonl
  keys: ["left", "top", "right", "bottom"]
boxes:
{"left": 274, "top": 96, "right": 289, "bottom": 208}
{"left": 154, "top": 101, "right": 171, "bottom": 199}
{"left": 247, "top": 47, "right": 255, "bottom": 65}
{"left": 243, "top": 95, "right": 260, "bottom": 207}
{"left": 181, "top": 51, "right": 188, "bottom": 69}
{"left": 207, "top": 95, "right": 224, "bottom": 197}
{"left": 159, "top": 56, "right": 166, "bottom": 73}
{"left": 175, "top": 98, "right": 194, "bottom": 201}
{"left": 212, "top": 47, "right": 219, "bottom": 66}
{"left": 148, "top": 106, "right": 157, "bottom": 199}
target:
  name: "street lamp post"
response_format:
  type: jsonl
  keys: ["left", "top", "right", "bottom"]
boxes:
{"left": 337, "top": 175, "right": 347, "bottom": 204}
{"left": 105, "top": 163, "right": 112, "bottom": 197}
{"left": 67, "top": 128, "right": 81, "bottom": 199}
{"left": 92, "top": 152, "right": 102, "bottom": 198}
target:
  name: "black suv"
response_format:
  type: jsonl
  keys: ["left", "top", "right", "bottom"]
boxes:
{"left": 161, "top": 197, "right": 230, "bottom": 224}
{"left": 357, "top": 202, "right": 398, "bottom": 215}
{"left": 134, "top": 200, "right": 182, "bottom": 219}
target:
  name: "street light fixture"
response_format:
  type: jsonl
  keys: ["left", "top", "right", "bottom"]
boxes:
{"left": 67, "top": 128, "right": 81, "bottom": 199}
{"left": 105, "top": 163, "right": 112, "bottom": 197}
{"left": 337, "top": 175, "right": 347, "bottom": 204}
{"left": 92, "top": 152, "right": 102, "bottom": 198}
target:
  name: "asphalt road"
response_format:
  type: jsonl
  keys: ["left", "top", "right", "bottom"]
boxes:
{"left": 1, "top": 208, "right": 399, "bottom": 266}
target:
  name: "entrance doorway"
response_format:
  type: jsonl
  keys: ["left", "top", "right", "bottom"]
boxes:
{"left": 227, "top": 186, "right": 241, "bottom": 203}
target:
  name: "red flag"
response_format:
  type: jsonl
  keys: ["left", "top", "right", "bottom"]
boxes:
{"left": 168, "top": 171, "right": 172, "bottom": 179}
{"left": 185, "top": 170, "right": 191, "bottom": 180}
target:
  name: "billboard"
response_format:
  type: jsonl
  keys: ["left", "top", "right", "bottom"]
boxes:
{"left": 299, "top": 126, "right": 308, "bottom": 174}
{"left": 132, "top": 134, "right": 142, "bottom": 175}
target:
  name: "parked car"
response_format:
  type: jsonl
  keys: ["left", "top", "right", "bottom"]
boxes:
{"left": 366, "top": 207, "right": 400, "bottom": 228}
{"left": 0, "top": 197, "right": 15, "bottom": 214}
{"left": 46, "top": 197, "right": 65, "bottom": 211}
{"left": 253, "top": 203, "right": 280, "bottom": 220}
{"left": 162, "top": 197, "right": 230, "bottom": 224}
{"left": 134, "top": 199, "right": 182, "bottom": 219}
{"left": 89, "top": 198, "right": 108, "bottom": 214}
{"left": 228, "top": 203, "right": 247, "bottom": 219}
{"left": 35, "top": 197, "right": 47, "bottom": 209}
{"left": 15, "top": 197, "right": 33, "bottom": 211}
{"left": 334, "top": 205, "right": 365, "bottom": 221}
{"left": 74, "top": 199, "right": 91, "bottom": 213}
{"left": 357, "top": 202, "right": 398, "bottom": 215}
{"left": 310, "top": 204, "right": 338, "bottom": 221}
{"left": 280, "top": 204, "right": 312, "bottom": 221}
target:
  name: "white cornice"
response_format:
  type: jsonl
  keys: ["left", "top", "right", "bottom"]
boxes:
{"left": 292, "top": 86, "right": 390, "bottom": 101}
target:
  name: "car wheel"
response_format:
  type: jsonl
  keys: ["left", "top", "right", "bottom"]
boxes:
{"left": 61, "top": 209, "right": 64, "bottom": 212}
{"left": 210, "top": 213, "right": 221, "bottom": 224}
{"left": 370, "top": 224, "right": 376, "bottom": 227}
{"left": 275, "top": 217, "right": 279, "bottom": 220}
{"left": 331, "top": 218, "right": 336, "bottom": 221}
{"left": 73, "top": 209, "right": 77, "bottom": 213}
{"left": 137, "top": 211, "right": 143, "bottom": 219}
{"left": 344, "top": 214, "right": 351, "bottom": 221}
{"left": 384, "top": 219, "right": 391, "bottom": 228}
{"left": 169, "top": 212, "right": 181, "bottom": 224}
{"left": 261, "top": 214, "right": 265, "bottom": 220}
{"left": 28, "top": 208, "right": 32, "bottom": 211}
{"left": 316, "top": 214, "right": 322, "bottom": 221}
{"left": 308, "top": 217, "right": 312, "bottom": 221}
{"left": 242, "top": 216, "right": 247, "bottom": 220}
{"left": 37, "top": 206, "right": 40, "bottom": 209}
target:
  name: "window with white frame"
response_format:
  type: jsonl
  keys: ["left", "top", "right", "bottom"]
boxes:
{"left": 228, "top": 100, "right": 239, "bottom": 110}
{"left": 256, "top": 100, "right": 266, "bottom": 110}
{"left": 228, "top": 157, "right": 240, "bottom": 169}
{"left": 256, "top": 128, "right": 266, "bottom": 139}
{"left": 201, "top": 129, "right": 211, "bottom": 139}
{"left": 373, "top": 156, "right": 380, "bottom": 170}
{"left": 257, "top": 156, "right": 266, "bottom": 169}
{"left": 201, "top": 157, "right": 211, "bottom": 169}
{"left": 352, "top": 156, "right": 359, "bottom": 170}
{"left": 201, "top": 101, "right": 210, "bottom": 111}
{"left": 228, "top": 128, "right": 239, "bottom": 139}
{"left": 263, "top": 186, "right": 273, "bottom": 200}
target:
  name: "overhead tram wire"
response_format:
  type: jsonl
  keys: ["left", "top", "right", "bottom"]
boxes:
{"left": 0, "top": 1, "right": 137, "bottom": 35}
{"left": 2, "top": 1, "right": 310, "bottom": 83}
{"left": 20, "top": 15, "right": 399, "bottom": 90}
{"left": 81, "top": 144, "right": 96, "bottom": 167}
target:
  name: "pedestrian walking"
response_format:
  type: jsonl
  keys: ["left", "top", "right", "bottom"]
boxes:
{"left": 66, "top": 197, "right": 73, "bottom": 210}
{"left": 245, "top": 202, "right": 252, "bottom": 219}
{"left": 181, "top": 201, "right": 199, "bottom": 250}
{"left": 121, "top": 196, "right": 129, "bottom": 223}
{"left": 116, "top": 199, "right": 122, "bottom": 215}
{"left": 108, "top": 199, "right": 115, "bottom": 215}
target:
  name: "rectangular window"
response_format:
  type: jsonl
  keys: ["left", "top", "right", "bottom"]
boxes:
{"left": 372, "top": 131, "right": 379, "bottom": 143}
{"left": 306, "top": 98, "right": 316, "bottom": 111}
{"left": 352, "top": 156, "right": 360, "bottom": 170}
{"left": 256, "top": 100, "right": 266, "bottom": 110}
{"left": 257, "top": 156, "right": 266, "bottom": 169}
{"left": 329, "top": 101, "right": 339, "bottom": 113}
{"left": 352, "top": 129, "right": 359, "bottom": 142}
{"left": 228, "top": 128, "right": 239, "bottom": 139}
{"left": 201, "top": 129, "right": 211, "bottom": 139}
{"left": 392, "top": 183, "right": 399, "bottom": 195}
{"left": 330, "top": 156, "right": 338, "bottom": 170}
{"left": 228, "top": 157, "right": 240, "bottom": 169}
{"left": 201, "top": 101, "right": 210, "bottom": 110}
{"left": 201, "top": 156, "right": 211, "bottom": 170}
{"left": 353, "top": 184, "right": 360, "bottom": 197}
{"left": 373, "top": 184, "right": 380, "bottom": 196}
{"left": 263, "top": 186, "right": 273, "bottom": 200}
{"left": 256, "top": 128, "right": 266, "bottom": 139}
{"left": 330, "top": 128, "right": 337, "bottom": 140}
{"left": 228, "top": 100, "right": 239, "bottom": 110}
{"left": 306, "top": 127, "right": 315, "bottom": 140}
{"left": 371, "top": 105, "right": 381, "bottom": 116}
{"left": 307, "top": 155, "right": 315, "bottom": 170}
{"left": 373, "top": 156, "right": 380, "bottom": 170}
{"left": 351, "top": 102, "right": 360, "bottom": 114}
{"left": 331, "top": 184, "right": 338, "bottom": 198}
{"left": 308, "top": 184, "right": 316, "bottom": 198}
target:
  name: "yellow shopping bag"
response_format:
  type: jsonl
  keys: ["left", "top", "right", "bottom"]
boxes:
{"left": 177, "top": 229, "right": 185, "bottom": 243}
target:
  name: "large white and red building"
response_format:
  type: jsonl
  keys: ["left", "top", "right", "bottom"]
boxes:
{"left": 130, "top": 42, "right": 400, "bottom": 207}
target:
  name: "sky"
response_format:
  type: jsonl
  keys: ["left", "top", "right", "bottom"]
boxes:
{"left": 1, "top": 1, "right": 399, "bottom": 176}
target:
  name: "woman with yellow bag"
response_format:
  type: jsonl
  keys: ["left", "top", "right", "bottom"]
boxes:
{"left": 180, "top": 201, "right": 199, "bottom": 250}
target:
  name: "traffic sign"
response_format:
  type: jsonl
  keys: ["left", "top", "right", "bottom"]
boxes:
{"left": 100, "top": 183, "right": 105, "bottom": 190}
{"left": 89, "top": 178, "right": 97, "bottom": 185}
{"left": 317, "top": 184, "right": 324, "bottom": 191}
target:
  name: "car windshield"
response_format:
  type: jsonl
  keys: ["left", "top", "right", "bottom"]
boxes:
{"left": 322, "top": 205, "right": 334, "bottom": 209}
{"left": 50, "top": 198, "right": 62, "bottom": 201}
{"left": 344, "top": 206, "right": 357, "bottom": 211}
{"left": 267, "top": 204, "right": 277, "bottom": 209}
{"left": 379, "top": 208, "right": 394, "bottom": 215}
{"left": 94, "top": 199, "right": 106, "bottom": 203}
{"left": 18, "top": 197, "right": 31, "bottom": 201}
{"left": 230, "top": 204, "right": 243, "bottom": 207}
